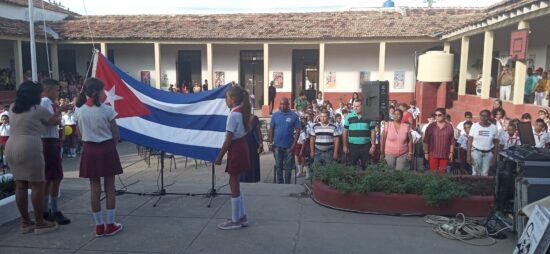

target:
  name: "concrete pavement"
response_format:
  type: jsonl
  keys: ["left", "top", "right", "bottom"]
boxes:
{"left": 0, "top": 142, "right": 516, "bottom": 253}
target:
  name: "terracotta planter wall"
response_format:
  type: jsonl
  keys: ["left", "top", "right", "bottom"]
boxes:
{"left": 312, "top": 179, "right": 494, "bottom": 217}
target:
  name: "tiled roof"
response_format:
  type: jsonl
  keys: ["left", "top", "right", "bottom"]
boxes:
{"left": 442, "top": 0, "right": 544, "bottom": 37}
{"left": 48, "top": 8, "right": 483, "bottom": 41}
{"left": 0, "top": 16, "right": 53, "bottom": 38}
{"left": 0, "top": 0, "right": 78, "bottom": 16}
{"left": 485, "top": 0, "right": 542, "bottom": 16}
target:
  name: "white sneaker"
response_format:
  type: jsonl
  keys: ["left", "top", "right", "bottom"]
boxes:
{"left": 296, "top": 166, "right": 302, "bottom": 177}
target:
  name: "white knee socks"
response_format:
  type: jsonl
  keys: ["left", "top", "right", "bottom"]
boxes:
{"left": 231, "top": 197, "right": 240, "bottom": 222}
{"left": 93, "top": 211, "right": 103, "bottom": 225}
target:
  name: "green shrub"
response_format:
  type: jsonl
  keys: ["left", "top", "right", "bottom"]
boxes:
{"left": 314, "top": 163, "right": 469, "bottom": 206}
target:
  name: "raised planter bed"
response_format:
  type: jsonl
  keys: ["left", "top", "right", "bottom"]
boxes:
{"left": 0, "top": 173, "right": 32, "bottom": 226}
{"left": 312, "top": 179, "right": 494, "bottom": 217}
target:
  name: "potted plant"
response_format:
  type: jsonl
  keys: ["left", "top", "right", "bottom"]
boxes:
{"left": 312, "top": 163, "right": 494, "bottom": 216}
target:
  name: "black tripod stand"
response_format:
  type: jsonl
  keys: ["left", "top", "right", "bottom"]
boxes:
{"left": 120, "top": 151, "right": 230, "bottom": 208}
{"left": 205, "top": 162, "right": 231, "bottom": 207}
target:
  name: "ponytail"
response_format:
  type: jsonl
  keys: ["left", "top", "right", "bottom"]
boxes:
{"left": 241, "top": 90, "right": 252, "bottom": 133}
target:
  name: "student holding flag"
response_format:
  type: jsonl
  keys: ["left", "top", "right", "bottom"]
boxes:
{"left": 215, "top": 86, "right": 252, "bottom": 230}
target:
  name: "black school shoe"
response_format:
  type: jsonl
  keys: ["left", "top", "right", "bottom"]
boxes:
{"left": 43, "top": 212, "right": 54, "bottom": 222}
{"left": 51, "top": 211, "right": 71, "bottom": 225}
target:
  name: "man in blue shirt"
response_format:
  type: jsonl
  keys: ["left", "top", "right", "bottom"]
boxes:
{"left": 269, "top": 98, "right": 300, "bottom": 184}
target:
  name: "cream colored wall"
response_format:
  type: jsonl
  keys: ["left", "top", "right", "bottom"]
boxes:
{"left": 159, "top": 44, "right": 206, "bottom": 87}
{"left": 108, "top": 44, "right": 156, "bottom": 85}
{"left": 385, "top": 42, "right": 441, "bottom": 93}
{"left": 269, "top": 44, "right": 318, "bottom": 93}
{"left": 57, "top": 44, "right": 97, "bottom": 76}
{"left": 212, "top": 44, "right": 262, "bottom": 86}
{"left": 324, "top": 43, "right": 379, "bottom": 93}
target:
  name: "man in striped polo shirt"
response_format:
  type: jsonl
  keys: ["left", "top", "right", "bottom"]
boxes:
{"left": 343, "top": 100, "right": 376, "bottom": 170}
{"left": 310, "top": 110, "right": 340, "bottom": 167}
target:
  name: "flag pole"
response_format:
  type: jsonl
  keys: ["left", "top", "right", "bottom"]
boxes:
{"left": 28, "top": 0, "right": 38, "bottom": 82}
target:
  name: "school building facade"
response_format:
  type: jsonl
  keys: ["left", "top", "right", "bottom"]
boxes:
{"left": 1, "top": 0, "right": 550, "bottom": 120}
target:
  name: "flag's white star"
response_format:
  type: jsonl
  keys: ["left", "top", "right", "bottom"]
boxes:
{"left": 105, "top": 85, "right": 124, "bottom": 108}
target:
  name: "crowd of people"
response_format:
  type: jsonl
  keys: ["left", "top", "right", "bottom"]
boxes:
{"left": 168, "top": 79, "right": 210, "bottom": 93}
{"left": 0, "top": 68, "right": 16, "bottom": 91}
{"left": 481, "top": 66, "right": 550, "bottom": 107}
{"left": 266, "top": 91, "right": 550, "bottom": 181}
{"left": 2, "top": 75, "right": 550, "bottom": 234}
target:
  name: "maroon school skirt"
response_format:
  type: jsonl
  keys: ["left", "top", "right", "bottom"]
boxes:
{"left": 294, "top": 144, "right": 303, "bottom": 157}
{"left": 79, "top": 139, "right": 123, "bottom": 178}
{"left": 0, "top": 136, "right": 8, "bottom": 145}
{"left": 43, "top": 138, "right": 63, "bottom": 180}
{"left": 225, "top": 137, "right": 251, "bottom": 175}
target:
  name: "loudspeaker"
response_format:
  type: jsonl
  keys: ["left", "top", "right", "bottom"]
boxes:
{"left": 360, "top": 81, "right": 389, "bottom": 121}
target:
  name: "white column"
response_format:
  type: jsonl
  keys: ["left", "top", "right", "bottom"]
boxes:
{"left": 207, "top": 43, "right": 213, "bottom": 90}
{"left": 154, "top": 42, "right": 161, "bottom": 89}
{"left": 481, "top": 30, "right": 494, "bottom": 99}
{"left": 458, "top": 36, "right": 470, "bottom": 96}
{"left": 379, "top": 42, "right": 386, "bottom": 80}
{"left": 100, "top": 42, "right": 108, "bottom": 57}
{"left": 513, "top": 20, "right": 530, "bottom": 105}
{"left": 443, "top": 41, "right": 451, "bottom": 53}
{"left": 50, "top": 42, "right": 59, "bottom": 80}
{"left": 319, "top": 43, "right": 326, "bottom": 96}
{"left": 13, "top": 40, "right": 23, "bottom": 85}
{"left": 263, "top": 43, "right": 269, "bottom": 106}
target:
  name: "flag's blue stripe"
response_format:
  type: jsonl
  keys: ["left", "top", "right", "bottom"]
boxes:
{"left": 101, "top": 54, "right": 230, "bottom": 104}
{"left": 119, "top": 126, "right": 219, "bottom": 162}
{"left": 140, "top": 105, "right": 227, "bottom": 132}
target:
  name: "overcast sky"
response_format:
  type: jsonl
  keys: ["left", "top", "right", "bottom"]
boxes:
{"left": 54, "top": 0, "right": 502, "bottom": 15}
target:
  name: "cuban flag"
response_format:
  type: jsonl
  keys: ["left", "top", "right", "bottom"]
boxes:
{"left": 91, "top": 51, "right": 230, "bottom": 162}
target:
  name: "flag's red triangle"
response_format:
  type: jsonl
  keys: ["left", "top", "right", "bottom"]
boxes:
{"left": 94, "top": 52, "right": 150, "bottom": 118}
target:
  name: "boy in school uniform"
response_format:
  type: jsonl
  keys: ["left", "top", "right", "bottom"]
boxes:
{"left": 40, "top": 79, "right": 72, "bottom": 225}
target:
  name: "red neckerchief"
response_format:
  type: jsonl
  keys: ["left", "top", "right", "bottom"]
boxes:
{"left": 534, "top": 131, "right": 544, "bottom": 142}
{"left": 51, "top": 101, "right": 58, "bottom": 113}
{"left": 497, "top": 119, "right": 504, "bottom": 129}
{"left": 231, "top": 105, "right": 242, "bottom": 113}
{"left": 85, "top": 98, "right": 95, "bottom": 107}
{"left": 507, "top": 133, "right": 518, "bottom": 145}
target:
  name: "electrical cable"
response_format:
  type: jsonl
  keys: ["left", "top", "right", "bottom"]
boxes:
{"left": 80, "top": 0, "right": 97, "bottom": 79}
{"left": 307, "top": 183, "right": 503, "bottom": 246}
{"left": 424, "top": 214, "right": 497, "bottom": 246}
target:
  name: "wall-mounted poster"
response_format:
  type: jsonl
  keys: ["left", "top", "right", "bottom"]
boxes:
{"left": 140, "top": 71, "right": 151, "bottom": 86}
{"left": 273, "top": 72, "right": 284, "bottom": 88}
{"left": 359, "top": 71, "right": 370, "bottom": 88}
{"left": 326, "top": 71, "right": 336, "bottom": 89}
{"left": 393, "top": 71, "right": 405, "bottom": 89}
{"left": 215, "top": 71, "right": 225, "bottom": 87}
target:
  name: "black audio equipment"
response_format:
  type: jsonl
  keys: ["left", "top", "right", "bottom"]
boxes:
{"left": 361, "top": 81, "right": 389, "bottom": 121}
{"left": 506, "top": 146, "right": 550, "bottom": 161}
{"left": 497, "top": 151, "right": 550, "bottom": 237}
{"left": 517, "top": 122, "right": 536, "bottom": 146}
